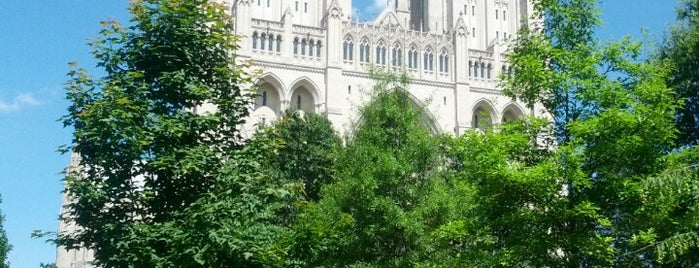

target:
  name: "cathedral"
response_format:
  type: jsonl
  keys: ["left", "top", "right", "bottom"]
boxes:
{"left": 237, "top": 0, "right": 542, "bottom": 136}
{"left": 57, "top": 0, "right": 538, "bottom": 266}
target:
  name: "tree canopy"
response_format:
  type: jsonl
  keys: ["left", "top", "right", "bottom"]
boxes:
{"left": 660, "top": 0, "right": 699, "bottom": 146}
{"left": 0, "top": 197, "right": 10, "bottom": 268}
{"left": 57, "top": 0, "right": 699, "bottom": 267}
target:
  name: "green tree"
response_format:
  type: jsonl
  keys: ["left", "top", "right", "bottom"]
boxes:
{"left": 165, "top": 131, "right": 299, "bottom": 267}
{"left": 659, "top": 0, "right": 699, "bottom": 146}
{"left": 637, "top": 147, "right": 699, "bottom": 267}
{"left": 0, "top": 197, "right": 10, "bottom": 268}
{"left": 501, "top": 0, "right": 680, "bottom": 266}
{"left": 55, "top": 0, "right": 289, "bottom": 266}
{"left": 263, "top": 111, "right": 342, "bottom": 201}
{"left": 445, "top": 118, "right": 565, "bottom": 267}
{"left": 289, "top": 70, "right": 478, "bottom": 267}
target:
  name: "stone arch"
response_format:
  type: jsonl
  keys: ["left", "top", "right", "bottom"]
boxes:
{"left": 471, "top": 98, "right": 497, "bottom": 129}
{"left": 502, "top": 102, "right": 525, "bottom": 123}
{"left": 255, "top": 73, "right": 285, "bottom": 114}
{"left": 289, "top": 77, "right": 322, "bottom": 113}
{"left": 352, "top": 90, "right": 442, "bottom": 135}
{"left": 246, "top": 73, "right": 285, "bottom": 133}
{"left": 406, "top": 92, "right": 442, "bottom": 134}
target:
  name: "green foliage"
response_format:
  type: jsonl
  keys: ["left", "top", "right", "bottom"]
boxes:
{"left": 637, "top": 146, "right": 699, "bottom": 266}
{"left": 659, "top": 0, "right": 699, "bottom": 146}
{"left": 262, "top": 111, "right": 342, "bottom": 201}
{"left": 0, "top": 197, "right": 9, "bottom": 268}
{"left": 164, "top": 132, "right": 299, "bottom": 267}
{"left": 501, "top": 0, "right": 684, "bottom": 266}
{"left": 448, "top": 118, "right": 573, "bottom": 267}
{"left": 56, "top": 0, "right": 285, "bottom": 266}
{"left": 502, "top": 0, "right": 601, "bottom": 142}
{"left": 55, "top": 0, "right": 699, "bottom": 266}
{"left": 290, "top": 70, "right": 475, "bottom": 267}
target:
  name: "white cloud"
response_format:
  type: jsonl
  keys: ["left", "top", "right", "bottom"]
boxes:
{"left": 0, "top": 93, "right": 41, "bottom": 113}
{"left": 357, "top": 0, "right": 390, "bottom": 20}
{"left": 372, "top": 0, "right": 388, "bottom": 10}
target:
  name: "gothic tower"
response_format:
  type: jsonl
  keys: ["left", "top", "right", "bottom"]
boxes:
{"left": 409, "top": 0, "right": 428, "bottom": 31}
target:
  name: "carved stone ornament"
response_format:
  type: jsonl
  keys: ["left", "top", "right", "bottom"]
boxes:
{"left": 495, "top": 0, "right": 509, "bottom": 9}
{"left": 237, "top": 0, "right": 253, "bottom": 6}
{"left": 457, "top": 26, "right": 467, "bottom": 37}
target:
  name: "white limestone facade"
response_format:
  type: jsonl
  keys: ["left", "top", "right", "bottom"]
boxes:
{"left": 57, "top": 0, "right": 543, "bottom": 266}
{"left": 237, "top": 0, "right": 543, "bottom": 136}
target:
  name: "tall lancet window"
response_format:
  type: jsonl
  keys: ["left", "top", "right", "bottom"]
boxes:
{"left": 375, "top": 41, "right": 386, "bottom": 65}
{"left": 391, "top": 44, "right": 402, "bottom": 67}
{"left": 252, "top": 32, "right": 259, "bottom": 50}
{"left": 439, "top": 49, "right": 449, "bottom": 73}
{"left": 316, "top": 41, "right": 322, "bottom": 58}
{"left": 301, "top": 38, "right": 307, "bottom": 55}
{"left": 268, "top": 34, "right": 274, "bottom": 51}
{"left": 408, "top": 45, "right": 418, "bottom": 69}
{"left": 276, "top": 35, "right": 282, "bottom": 52}
{"left": 469, "top": 61, "right": 474, "bottom": 77}
{"left": 293, "top": 37, "right": 300, "bottom": 55}
{"left": 474, "top": 61, "right": 480, "bottom": 77}
{"left": 423, "top": 48, "right": 434, "bottom": 71}
{"left": 309, "top": 40, "right": 315, "bottom": 57}
{"left": 260, "top": 33, "right": 267, "bottom": 50}
{"left": 360, "top": 38, "right": 370, "bottom": 63}
{"left": 343, "top": 36, "right": 354, "bottom": 61}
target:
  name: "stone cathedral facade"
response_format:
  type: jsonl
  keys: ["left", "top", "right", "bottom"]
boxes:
{"left": 57, "top": 0, "right": 539, "bottom": 266}
{"left": 237, "top": 0, "right": 543, "bottom": 136}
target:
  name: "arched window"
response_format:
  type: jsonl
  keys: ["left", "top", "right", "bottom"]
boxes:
{"left": 480, "top": 62, "right": 486, "bottom": 78}
{"left": 301, "top": 38, "right": 307, "bottom": 56}
{"left": 262, "top": 91, "right": 267, "bottom": 106}
{"left": 473, "top": 106, "right": 493, "bottom": 129}
{"left": 309, "top": 40, "right": 315, "bottom": 57}
{"left": 439, "top": 49, "right": 449, "bottom": 73}
{"left": 260, "top": 33, "right": 267, "bottom": 50}
{"left": 276, "top": 35, "right": 282, "bottom": 52}
{"left": 316, "top": 41, "right": 322, "bottom": 58}
{"left": 293, "top": 37, "right": 299, "bottom": 55}
{"left": 268, "top": 34, "right": 274, "bottom": 51}
{"left": 469, "top": 61, "right": 474, "bottom": 77}
{"left": 487, "top": 63, "right": 492, "bottom": 79}
{"left": 343, "top": 36, "right": 354, "bottom": 61}
{"left": 423, "top": 49, "right": 434, "bottom": 71}
{"left": 502, "top": 108, "right": 522, "bottom": 123}
{"left": 291, "top": 86, "right": 315, "bottom": 112}
{"left": 360, "top": 38, "right": 370, "bottom": 63}
{"left": 252, "top": 32, "right": 259, "bottom": 50}
{"left": 474, "top": 62, "right": 480, "bottom": 77}
{"left": 408, "top": 45, "right": 418, "bottom": 69}
{"left": 391, "top": 44, "right": 403, "bottom": 67}
{"left": 376, "top": 41, "right": 386, "bottom": 65}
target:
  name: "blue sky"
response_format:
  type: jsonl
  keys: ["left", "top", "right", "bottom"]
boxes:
{"left": 0, "top": 0, "right": 677, "bottom": 266}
